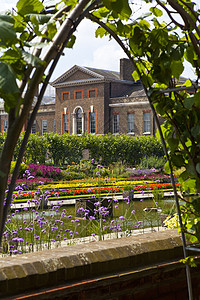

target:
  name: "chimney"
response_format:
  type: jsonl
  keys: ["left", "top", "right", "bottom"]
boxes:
{"left": 120, "top": 58, "right": 135, "bottom": 81}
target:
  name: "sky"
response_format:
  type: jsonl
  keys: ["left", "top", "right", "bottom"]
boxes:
{"left": 1, "top": 0, "right": 198, "bottom": 93}
{"left": 1, "top": 0, "right": 130, "bottom": 81}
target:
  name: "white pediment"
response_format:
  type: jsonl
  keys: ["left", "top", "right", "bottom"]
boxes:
{"left": 51, "top": 65, "right": 104, "bottom": 86}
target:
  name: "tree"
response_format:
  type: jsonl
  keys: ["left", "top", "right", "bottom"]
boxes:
{"left": 88, "top": 1, "right": 200, "bottom": 298}
{"left": 89, "top": 0, "right": 200, "bottom": 240}
{"left": 0, "top": 0, "right": 132, "bottom": 248}
{"left": 1, "top": 0, "right": 200, "bottom": 250}
{"left": 0, "top": 0, "right": 105, "bottom": 247}
{"left": 0, "top": 0, "right": 199, "bottom": 297}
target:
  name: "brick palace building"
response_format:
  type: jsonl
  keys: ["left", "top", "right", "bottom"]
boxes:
{"left": 0, "top": 58, "right": 160, "bottom": 136}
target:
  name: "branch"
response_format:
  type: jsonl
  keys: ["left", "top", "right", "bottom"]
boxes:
{"left": 0, "top": 0, "right": 102, "bottom": 244}
{"left": 151, "top": 84, "right": 200, "bottom": 95}
{"left": 88, "top": 14, "right": 134, "bottom": 63}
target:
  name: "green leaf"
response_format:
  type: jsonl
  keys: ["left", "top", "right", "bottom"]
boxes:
{"left": 17, "top": 0, "right": 44, "bottom": 15}
{"left": 196, "top": 163, "right": 200, "bottom": 174}
{"left": 180, "top": 178, "right": 197, "bottom": 193}
{"left": 95, "top": 26, "right": 108, "bottom": 38}
{"left": 171, "top": 60, "right": 184, "bottom": 79}
{"left": 194, "top": 92, "right": 200, "bottom": 107}
{"left": 0, "top": 62, "right": 19, "bottom": 111}
{"left": 0, "top": 49, "right": 20, "bottom": 63}
{"left": 92, "top": 7, "right": 110, "bottom": 19}
{"left": 164, "top": 160, "right": 171, "bottom": 174}
{"left": 184, "top": 95, "right": 194, "bottom": 109}
{"left": 102, "top": 0, "right": 131, "bottom": 19}
{"left": 47, "top": 21, "right": 57, "bottom": 40}
{"left": 66, "top": 35, "right": 76, "bottom": 48}
{"left": 0, "top": 62, "right": 18, "bottom": 94}
{"left": 138, "top": 20, "right": 150, "bottom": 30}
{"left": 0, "top": 20, "right": 17, "bottom": 46}
{"left": 191, "top": 197, "right": 200, "bottom": 213}
{"left": 26, "top": 14, "right": 52, "bottom": 25}
{"left": 149, "top": 7, "right": 163, "bottom": 17}
{"left": 186, "top": 162, "right": 196, "bottom": 177}
{"left": 0, "top": 15, "right": 14, "bottom": 24}
{"left": 184, "top": 46, "right": 195, "bottom": 65}
{"left": 132, "top": 70, "right": 140, "bottom": 82}
{"left": 183, "top": 79, "right": 192, "bottom": 87}
{"left": 21, "top": 51, "right": 44, "bottom": 67}
{"left": 191, "top": 124, "right": 200, "bottom": 138}
{"left": 171, "top": 153, "right": 185, "bottom": 167}
{"left": 194, "top": 221, "right": 200, "bottom": 242}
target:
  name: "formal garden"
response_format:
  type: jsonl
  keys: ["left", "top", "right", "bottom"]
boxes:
{"left": 1, "top": 133, "right": 181, "bottom": 256}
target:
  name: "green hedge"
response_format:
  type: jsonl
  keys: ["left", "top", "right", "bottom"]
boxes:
{"left": 0, "top": 133, "right": 164, "bottom": 166}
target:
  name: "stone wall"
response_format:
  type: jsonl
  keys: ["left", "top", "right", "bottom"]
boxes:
{"left": 1, "top": 230, "right": 200, "bottom": 299}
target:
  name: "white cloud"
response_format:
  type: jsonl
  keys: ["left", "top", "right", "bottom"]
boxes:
{"left": 51, "top": 19, "right": 125, "bottom": 79}
{"left": 84, "top": 44, "right": 125, "bottom": 71}
{"left": 0, "top": 0, "right": 15, "bottom": 12}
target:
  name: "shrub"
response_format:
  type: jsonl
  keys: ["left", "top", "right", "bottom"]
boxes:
{"left": 15, "top": 133, "right": 164, "bottom": 167}
{"left": 61, "top": 170, "right": 87, "bottom": 180}
{"left": 28, "top": 164, "right": 62, "bottom": 180}
{"left": 25, "top": 134, "right": 48, "bottom": 164}
{"left": 9, "top": 161, "right": 28, "bottom": 178}
{"left": 137, "top": 156, "right": 166, "bottom": 170}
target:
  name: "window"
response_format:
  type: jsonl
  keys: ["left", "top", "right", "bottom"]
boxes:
{"left": 88, "top": 89, "right": 97, "bottom": 98}
{"left": 31, "top": 120, "right": 36, "bottom": 134}
{"left": 76, "top": 108, "right": 82, "bottom": 134}
{"left": 63, "top": 114, "right": 69, "bottom": 133}
{"left": 42, "top": 120, "right": 47, "bottom": 135}
{"left": 113, "top": 114, "right": 119, "bottom": 134}
{"left": 62, "top": 92, "right": 70, "bottom": 101}
{"left": 89, "top": 112, "right": 95, "bottom": 133}
{"left": 3, "top": 120, "right": 7, "bottom": 132}
{"left": 74, "top": 90, "right": 83, "bottom": 99}
{"left": 128, "top": 113, "right": 134, "bottom": 133}
{"left": 143, "top": 112, "right": 151, "bottom": 134}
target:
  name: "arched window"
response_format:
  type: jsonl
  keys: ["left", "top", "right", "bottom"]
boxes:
{"left": 76, "top": 108, "right": 82, "bottom": 134}
{"left": 72, "top": 106, "right": 84, "bottom": 135}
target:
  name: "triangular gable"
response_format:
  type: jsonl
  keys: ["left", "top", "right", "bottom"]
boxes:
{"left": 51, "top": 65, "right": 104, "bottom": 86}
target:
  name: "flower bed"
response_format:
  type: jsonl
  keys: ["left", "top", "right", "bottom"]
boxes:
{"left": 12, "top": 182, "right": 180, "bottom": 202}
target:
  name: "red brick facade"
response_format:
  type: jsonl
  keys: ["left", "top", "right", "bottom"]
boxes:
{"left": 0, "top": 59, "right": 161, "bottom": 136}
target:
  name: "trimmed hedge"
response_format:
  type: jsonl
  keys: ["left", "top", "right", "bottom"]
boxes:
{"left": 1, "top": 133, "right": 164, "bottom": 166}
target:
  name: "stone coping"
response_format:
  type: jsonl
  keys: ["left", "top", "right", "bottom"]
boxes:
{"left": 0, "top": 229, "right": 183, "bottom": 298}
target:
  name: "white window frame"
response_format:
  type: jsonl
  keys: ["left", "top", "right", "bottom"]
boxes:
{"left": 72, "top": 106, "right": 84, "bottom": 135}
{"left": 31, "top": 120, "right": 36, "bottom": 134}
{"left": 113, "top": 114, "right": 119, "bottom": 134}
{"left": 63, "top": 114, "right": 69, "bottom": 133}
{"left": 89, "top": 112, "right": 95, "bottom": 134}
{"left": 143, "top": 112, "right": 151, "bottom": 134}
{"left": 128, "top": 113, "right": 134, "bottom": 134}
{"left": 42, "top": 120, "right": 47, "bottom": 135}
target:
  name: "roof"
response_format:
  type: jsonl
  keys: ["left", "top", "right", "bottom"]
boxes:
{"left": 51, "top": 64, "right": 129, "bottom": 87}
{"left": 84, "top": 67, "right": 120, "bottom": 80}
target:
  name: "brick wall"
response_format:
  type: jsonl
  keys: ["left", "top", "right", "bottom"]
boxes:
{"left": 55, "top": 82, "right": 107, "bottom": 134}
{"left": 120, "top": 58, "right": 135, "bottom": 81}
{"left": 1, "top": 230, "right": 200, "bottom": 299}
